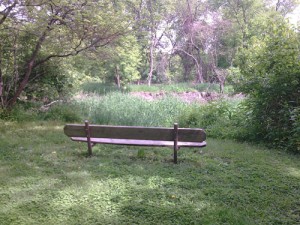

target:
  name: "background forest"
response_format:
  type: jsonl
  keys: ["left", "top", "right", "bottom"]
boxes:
{"left": 0, "top": 0, "right": 300, "bottom": 152}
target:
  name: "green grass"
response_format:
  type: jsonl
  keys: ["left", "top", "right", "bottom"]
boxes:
{"left": 80, "top": 82, "right": 126, "bottom": 95}
{"left": 0, "top": 121, "right": 299, "bottom": 224}
{"left": 128, "top": 83, "right": 234, "bottom": 94}
{"left": 76, "top": 93, "right": 189, "bottom": 127}
{"left": 80, "top": 82, "right": 234, "bottom": 94}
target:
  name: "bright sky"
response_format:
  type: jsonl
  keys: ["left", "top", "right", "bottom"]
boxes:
{"left": 287, "top": 5, "right": 300, "bottom": 26}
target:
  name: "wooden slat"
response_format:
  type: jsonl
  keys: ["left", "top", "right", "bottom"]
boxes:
{"left": 64, "top": 124, "right": 206, "bottom": 142}
{"left": 71, "top": 137, "right": 207, "bottom": 147}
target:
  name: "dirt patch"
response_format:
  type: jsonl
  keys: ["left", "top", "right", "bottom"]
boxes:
{"left": 72, "top": 90, "right": 245, "bottom": 103}
{"left": 131, "top": 91, "right": 166, "bottom": 101}
{"left": 130, "top": 91, "right": 243, "bottom": 103}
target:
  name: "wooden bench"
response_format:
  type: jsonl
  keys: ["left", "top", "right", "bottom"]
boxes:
{"left": 64, "top": 120, "right": 206, "bottom": 164}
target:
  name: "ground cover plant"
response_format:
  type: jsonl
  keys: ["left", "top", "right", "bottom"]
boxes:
{"left": 0, "top": 120, "right": 299, "bottom": 225}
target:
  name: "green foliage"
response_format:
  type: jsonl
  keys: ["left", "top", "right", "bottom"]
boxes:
{"left": 40, "top": 103, "right": 82, "bottom": 123}
{"left": 0, "top": 103, "right": 39, "bottom": 122}
{"left": 80, "top": 82, "right": 128, "bottom": 95}
{"left": 102, "top": 35, "right": 142, "bottom": 85}
{"left": 128, "top": 83, "right": 234, "bottom": 94}
{"left": 227, "top": 66, "right": 244, "bottom": 87}
{"left": 24, "top": 59, "right": 71, "bottom": 103}
{"left": 236, "top": 18, "right": 300, "bottom": 152}
{"left": 80, "top": 82, "right": 222, "bottom": 94}
{"left": 129, "top": 83, "right": 195, "bottom": 93}
{"left": 0, "top": 0, "right": 133, "bottom": 109}
{"left": 76, "top": 92, "right": 189, "bottom": 127}
{"left": 179, "top": 99, "right": 247, "bottom": 139}
{"left": 290, "top": 107, "right": 300, "bottom": 152}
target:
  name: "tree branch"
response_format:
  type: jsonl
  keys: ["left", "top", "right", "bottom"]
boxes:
{"left": 0, "top": 0, "right": 18, "bottom": 25}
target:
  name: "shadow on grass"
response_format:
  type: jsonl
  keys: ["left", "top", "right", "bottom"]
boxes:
{"left": 0, "top": 123, "right": 299, "bottom": 224}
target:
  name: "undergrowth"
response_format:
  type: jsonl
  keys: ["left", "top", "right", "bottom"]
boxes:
{"left": 80, "top": 82, "right": 234, "bottom": 94}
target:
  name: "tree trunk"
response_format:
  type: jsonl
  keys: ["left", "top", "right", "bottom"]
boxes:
{"left": 219, "top": 82, "right": 224, "bottom": 94}
{"left": 182, "top": 59, "right": 193, "bottom": 82}
{"left": 6, "top": 26, "right": 50, "bottom": 109}
{"left": 196, "top": 67, "right": 204, "bottom": 83}
{"left": 148, "top": 38, "right": 155, "bottom": 86}
{"left": 195, "top": 55, "right": 204, "bottom": 83}
{"left": 115, "top": 66, "right": 121, "bottom": 89}
{"left": 13, "top": 34, "right": 19, "bottom": 92}
{"left": 0, "top": 57, "right": 3, "bottom": 108}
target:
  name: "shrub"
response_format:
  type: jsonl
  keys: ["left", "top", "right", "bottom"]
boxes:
{"left": 0, "top": 103, "right": 39, "bottom": 122}
{"left": 24, "top": 59, "right": 71, "bottom": 103}
{"left": 236, "top": 19, "right": 300, "bottom": 152}
{"left": 40, "top": 103, "right": 82, "bottom": 122}
{"left": 290, "top": 107, "right": 300, "bottom": 152}
{"left": 179, "top": 99, "right": 248, "bottom": 140}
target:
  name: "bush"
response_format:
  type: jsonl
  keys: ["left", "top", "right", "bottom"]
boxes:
{"left": 0, "top": 103, "right": 39, "bottom": 122}
{"left": 235, "top": 19, "right": 300, "bottom": 152}
{"left": 290, "top": 107, "right": 300, "bottom": 152}
{"left": 40, "top": 103, "right": 82, "bottom": 122}
{"left": 179, "top": 99, "right": 247, "bottom": 139}
{"left": 24, "top": 59, "right": 71, "bottom": 103}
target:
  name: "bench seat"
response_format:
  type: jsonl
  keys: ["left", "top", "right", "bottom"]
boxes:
{"left": 71, "top": 137, "right": 207, "bottom": 148}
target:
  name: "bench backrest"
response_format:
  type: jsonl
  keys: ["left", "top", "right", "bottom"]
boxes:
{"left": 64, "top": 124, "right": 206, "bottom": 142}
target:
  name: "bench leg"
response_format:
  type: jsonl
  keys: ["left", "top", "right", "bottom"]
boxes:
{"left": 174, "top": 123, "right": 178, "bottom": 164}
{"left": 85, "top": 120, "right": 93, "bottom": 156}
{"left": 174, "top": 146, "right": 178, "bottom": 164}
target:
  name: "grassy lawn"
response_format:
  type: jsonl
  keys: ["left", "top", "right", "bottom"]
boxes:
{"left": 0, "top": 121, "right": 299, "bottom": 224}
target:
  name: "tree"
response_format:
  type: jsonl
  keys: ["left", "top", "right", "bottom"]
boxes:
{"left": 102, "top": 35, "right": 142, "bottom": 87}
{"left": 170, "top": 0, "right": 208, "bottom": 83}
{"left": 236, "top": 17, "right": 300, "bottom": 151}
{"left": 0, "top": 0, "right": 130, "bottom": 109}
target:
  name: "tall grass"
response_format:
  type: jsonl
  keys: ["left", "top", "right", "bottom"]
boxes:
{"left": 74, "top": 92, "right": 246, "bottom": 140}
{"left": 1, "top": 83, "right": 243, "bottom": 140}
{"left": 80, "top": 82, "right": 128, "bottom": 95}
{"left": 76, "top": 93, "right": 189, "bottom": 127}
{"left": 80, "top": 82, "right": 234, "bottom": 94}
{"left": 129, "top": 82, "right": 234, "bottom": 94}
